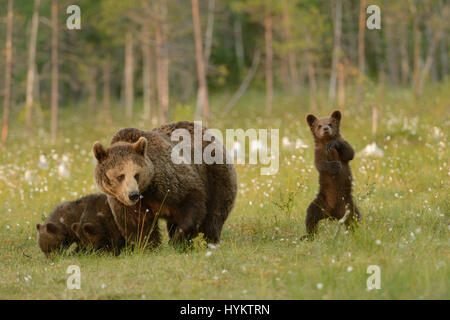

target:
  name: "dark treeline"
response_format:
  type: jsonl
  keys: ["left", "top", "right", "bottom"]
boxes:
{"left": 0, "top": 0, "right": 449, "bottom": 146}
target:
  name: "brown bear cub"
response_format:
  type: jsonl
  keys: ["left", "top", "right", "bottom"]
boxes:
{"left": 304, "top": 110, "right": 360, "bottom": 237}
{"left": 92, "top": 121, "right": 238, "bottom": 247}
{"left": 36, "top": 194, "right": 94, "bottom": 255}
{"left": 71, "top": 194, "right": 125, "bottom": 255}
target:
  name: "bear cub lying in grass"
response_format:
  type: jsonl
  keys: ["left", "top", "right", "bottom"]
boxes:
{"left": 71, "top": 194, "right": 124, "bottom": 255}
{"left": 37, "top": 194, "right": 124, "bottom": 255}
{"left": 304, "top": 110, "right": 360, "bottom": 238}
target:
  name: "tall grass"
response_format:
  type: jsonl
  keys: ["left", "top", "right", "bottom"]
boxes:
{"left": 0, "top": 83, "right": 448, "bottom": 299}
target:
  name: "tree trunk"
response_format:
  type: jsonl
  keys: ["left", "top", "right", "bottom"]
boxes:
{"left": 50, "top": 0, "right": 59, "bottom": 142}
{"left": 102, "top": 57, "right": 112, "bottom": 125}
{"left": 155, "top": 1, "right": 169, "bottom": 123}
{"left": 264, "top": 8, "right": 273, "bottom": 115}
{"left": 124, "top": 32, "right": 134, "bottom": 119}
{"left": 329, "top": 0, "right": 342, "bottom": 106}
{"left": 282, "top": 0, "right": 300, "bottom": 94}
{"left": 440, "top": 38, "right": 448, "bottom": 78}
{"left": 204, "top": 0, "right": 215, "bottom": 70}
{"left": 233, "top": 17, "right": 245, "bottom": 73}
{"left": 307, "top": 49, "right": 317, "bottom": 112}
{"left": 418, "top": 14, "right": 448, "bottom": 93}
{"left": 25, "top": 0, "right": 40, "bottom": 135}
{"left": 372, "top": 24, "right": 386, "bottom": 83}
{"left": 195, "top": 0, "right": 215, "bottom": 119}
{"left": 386, "top": 15, "right": 399, "bottom": 86}
{"left": 192, "top": 0, "right": 210, "bottom": 121}
{"left": 280, "top": 56, "right": 290, "bottom": 92}
{"left": 141, "top": 22, "right": 153, "bottom": 120}
{"left": 399, "top": 20, "right": 410, "bottom": 85}
{"left": 357, "top": 0, "right": 366, "bottom": 106}
{"left": 337, "top": 62, "right": 345, "bottom": 108}
{"left": 412, "top": 5, "right": 421, "bottom": 96}
{"left": 87, "top": 68, "right": 97, "bottom": 115}
{"left": 1, "top": 0, "right": 13, "bottom": 148}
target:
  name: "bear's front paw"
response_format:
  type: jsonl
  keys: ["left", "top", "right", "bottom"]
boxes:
{"left": 326, "top": 141, "right": 340, "bottom": 153}
{"left": 328, "top": 161, "right": 342, "bottom": 174}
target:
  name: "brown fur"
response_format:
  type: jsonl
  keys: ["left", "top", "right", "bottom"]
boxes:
{"left": 71, "top": 193, "right": 125, "bottom": 255}
{"left": 93, "top": 121, "right": 238, "bottom": 246}
{"left": 304, "top": 110, "right": 360, "bottom": 237}
{"left": 36, "top": 195, "right": 92, "bottom": 255}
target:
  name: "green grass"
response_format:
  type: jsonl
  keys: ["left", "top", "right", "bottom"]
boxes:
{"left": 0, "top": 82, "right": 449, "bottom": 299}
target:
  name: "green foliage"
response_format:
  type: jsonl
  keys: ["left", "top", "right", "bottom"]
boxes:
{"left": 0, "top": 83, "right": 449, "bottom": 299}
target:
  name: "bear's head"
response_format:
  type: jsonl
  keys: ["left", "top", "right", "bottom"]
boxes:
{"left": 71, "top": 213, "right": 108, "bottom": 251}
{"left": 93, "top": 137, "right": 154, "bottom": 206}
{"left": 36, "top": 222, "right": 65, "bottom": 254}
{"left": 306, "top": 110, "right": 341, "bottom": 141}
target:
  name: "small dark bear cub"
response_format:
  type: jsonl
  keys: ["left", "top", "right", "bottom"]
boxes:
{"left": 36, "top": 195, "right": 89, "bottom": 255}
{"left": 71, "top": 194, "right": 124, "bottom": 255}
{"left": 304, "top": 110, "right": 360, "bottom": 238}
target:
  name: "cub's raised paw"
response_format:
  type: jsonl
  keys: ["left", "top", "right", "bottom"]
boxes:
{"left": 328, "top": 161, "right": 342, "bottom": 174}
{"left": 326, "top": 141, "right": 340, "bottom": 153}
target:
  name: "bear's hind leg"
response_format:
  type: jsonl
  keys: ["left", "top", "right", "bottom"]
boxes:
{"left": 303, "top": 200, "right": 329, "bottom": 239}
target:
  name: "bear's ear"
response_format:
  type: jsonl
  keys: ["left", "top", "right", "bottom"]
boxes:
{"left": 93, "top": 142, "right": 107, "bottom": 162}
{"left": 331, "top": 110, "right": 341, "bottom": 121}
{"left": 46, "top": 222, "right": 59, "bottom": 234}
{"left": 71, "top": 222, "right": 80, "bottom": 235}
{"left": 132, "top": 137, "right": 148, "bottom": 156}
{"left": 306, "top": 114, "right": 317, "bottom": 127}
{"left": 82, "top": 223, "right": 96, "bottom": 235}
{"left": 36, "top": 223, "right": 41, "bottom": 231}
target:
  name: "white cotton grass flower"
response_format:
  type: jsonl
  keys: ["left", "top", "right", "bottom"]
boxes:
{"left": 316, "top": 283, "right": 324, "bottom": 290}
{"left": 24, "top": 170, "right": 33, "bottom": 182}
{"left": 282, "top": 136, "right": 292, "bottom": 149}
{"left": 295, "top": 138, "right": 308, "bottom": 149}
{"left": 205, "top": 251, "right": 213, "bottom": 257}
{"left": 38, "top": 154, "right": 48, "bottom": 170}
{"left": 357, "top": 142, "right": 384, "bottom": 158}
{"left": 101, "top": 283, "right": 106, "bottom": 289}
{"left": 375, "top": 239, "right": 382, "bottom": 245}
{"left": 207, "top": 243, "right": 216, "bottom": 250}
{"left": 58, "top": 163, "right": 70, "bottom": 179}
{"left": 347, "top": 266, "right": 353, "bottom": 272}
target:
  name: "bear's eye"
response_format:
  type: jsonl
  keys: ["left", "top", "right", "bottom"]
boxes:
{"left": 117, "top": 174, "right": 125, "bottom": 182}
{"left": 318, "top": 125, "right": 322, "bottom": 129}
{"left": 328, "top": 123, "right": 332, "bottom": 126}
{"left": 134, "top": 174, "right": 139, "bottom": 182}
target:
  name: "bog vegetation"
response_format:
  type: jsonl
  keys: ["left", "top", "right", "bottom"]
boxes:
{"left": 0, "top": 0, "right": 449, "bottom": 299}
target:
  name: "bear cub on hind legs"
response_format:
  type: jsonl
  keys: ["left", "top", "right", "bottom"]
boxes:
{"left": 303, "top": 110, "right": 360, "bottom": 239}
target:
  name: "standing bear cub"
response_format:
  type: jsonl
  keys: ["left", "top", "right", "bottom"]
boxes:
{"left": 92, "top": 121, "right": 238, "bottom": 247}
{"left": 304, "top": 110, "right": 360, "bottom": 237}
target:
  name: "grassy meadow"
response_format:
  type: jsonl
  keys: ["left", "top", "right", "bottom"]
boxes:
{"left": 0, "top": 84, "right": 449, "bottom": 299}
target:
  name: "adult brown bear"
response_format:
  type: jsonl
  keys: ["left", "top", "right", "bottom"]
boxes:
{"left": 92, "top": 121, "right": 237, "bottom": 247}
